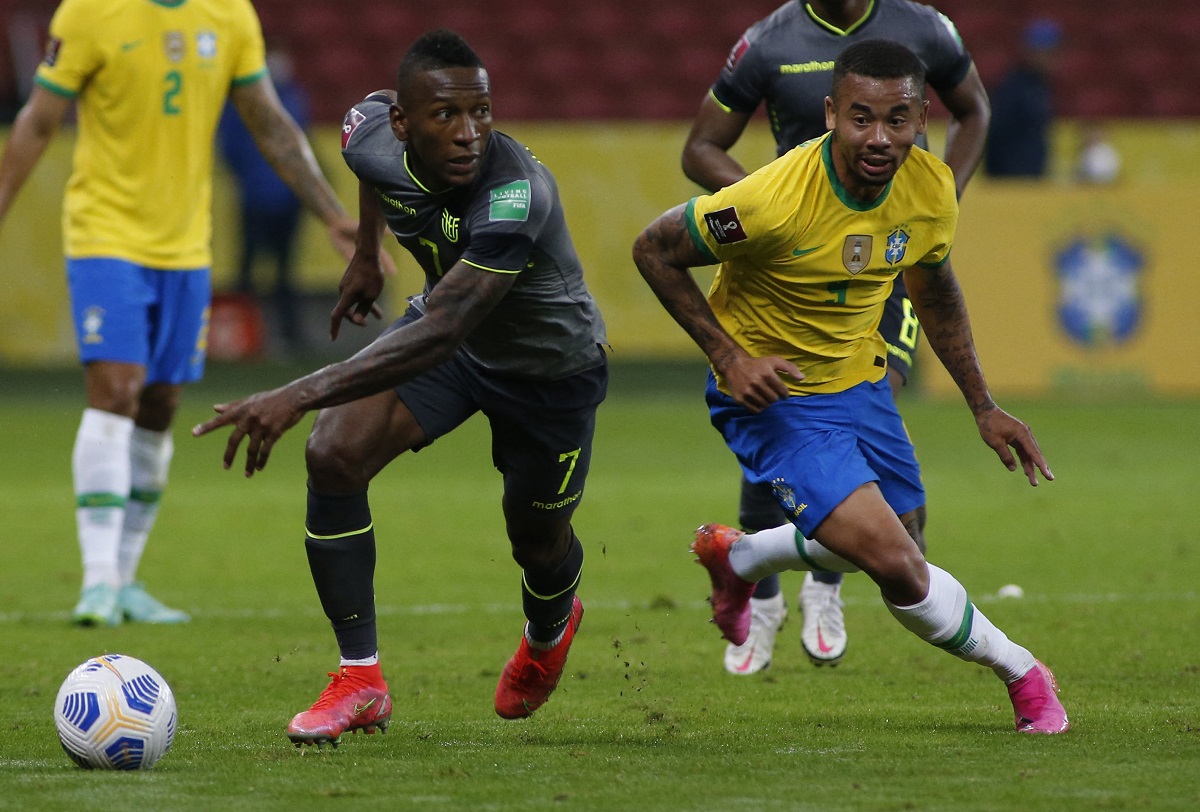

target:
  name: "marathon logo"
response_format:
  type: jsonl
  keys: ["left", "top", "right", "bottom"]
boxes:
{"left": 704, "top": 207, "right": 748, "bottom": 245}
{"left": 342, "top": 107, "right": 366, "bottom": 149}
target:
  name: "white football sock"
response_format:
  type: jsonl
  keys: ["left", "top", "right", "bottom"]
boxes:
{"left": 340, "top": 653, "right": 380, "bottom": 667}
{"left": 119, "top": 427, "right": 173, "bottom": 586}
{"left": 886, "top": 563, "right": 1037, "bottom": 683}
{"left": 73, "top": 408, "right": 133, "bottom": 589}
{"left": 728, "top": 524, "right": 861, "bottom": 583}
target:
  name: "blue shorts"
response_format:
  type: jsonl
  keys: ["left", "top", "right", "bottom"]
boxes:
{"left": 67, "top": 257, "right": 211, "bottom": 385}
{"left": 707, "top": 374, "right": 925, "bottom": 537}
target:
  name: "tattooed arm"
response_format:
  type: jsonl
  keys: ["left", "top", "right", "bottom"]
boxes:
{"left": 192, "top": 260, "right": 515, "bottom": 474}
{"left": 904, "top": 261, "right": 1053, "bottom": 485}
{"left": 229, "top": 77, "right": 357, "bottom": 259}
{"left": 632, "top": 204, "right": 802, "bottom": 412}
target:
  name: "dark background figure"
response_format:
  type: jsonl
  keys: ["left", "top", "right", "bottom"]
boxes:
{"left": 218, "top": 46, "right": 310, "bottom": 355}
{"left": 985, "top": 18, "right": 1061, "bottom": 178}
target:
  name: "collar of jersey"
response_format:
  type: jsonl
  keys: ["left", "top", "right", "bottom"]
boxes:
{"left": 804, "top": 0, "right": 876, "bottom": 36}
{"left": 403, "top": 151, "right": 441, "bottom": 194}
{"left": 821, "top": 134, "right": 891, "bottom": 212}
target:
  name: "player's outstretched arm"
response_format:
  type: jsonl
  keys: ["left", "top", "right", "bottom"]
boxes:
{"left": 632, "top": 204, "right": 802, "bottom": 412}
{"left": 194, "top": 260, "right": 516, "bottom": 476}
{"left": 904, "top": 261, "right": 1052, "bottom": 485}
{"left": 0, "top": 86, "right": 70, "bottom": 228}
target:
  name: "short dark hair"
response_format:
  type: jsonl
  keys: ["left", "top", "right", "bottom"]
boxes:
{"left": 396, "top": 29, "right": 484, "bottom": 89}
{"left": 831, "top": 39, "right": 926, "bottom": 100}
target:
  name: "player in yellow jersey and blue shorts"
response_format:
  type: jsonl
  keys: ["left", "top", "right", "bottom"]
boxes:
{"left": 682, "top": 0, "right": 991, "bottom": 674}
{"left": 0, "top": 0, "right": 359, "bottom": 627}
{"left": 633, "top": 40, "right": 1068, "bottom": 734}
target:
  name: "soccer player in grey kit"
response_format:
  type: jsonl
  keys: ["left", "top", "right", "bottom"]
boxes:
{"left": 682, "top": 0, "right": 990, "bottom": 674}
{"left": 195, "top": 29, "right": 607, "bottom": 746}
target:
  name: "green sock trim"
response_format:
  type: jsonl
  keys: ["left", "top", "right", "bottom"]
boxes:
{"left": 76, "top": 493, "right": 127, "bottom": 509}
{"left": 936, "top": 602, "right": 976, "bottom": 653}
{"left": 305, "top": 523, "right": 373, "bottom": 541}
{"left": 128, "top": 488, "right": 162, "bottom": 505}
{"left": 793, "top": 529, "right": 833, "bottom": 572}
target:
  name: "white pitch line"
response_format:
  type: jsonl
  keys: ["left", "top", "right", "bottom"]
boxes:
{"left": 0, "top": 591, "right": 1195, "bottom": 625}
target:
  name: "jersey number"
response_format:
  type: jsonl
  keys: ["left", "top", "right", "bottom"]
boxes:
{"left": 418, "top": 237, "right": 445, "bottom": 277}
{"left": 163, "top": 70, "right": 183, "bottom": 115}
{"left": 824, "top": 280, "right": 849, "bottom": 305}
{"left": 898, "top": 297, "right": 920, "bottom": 350}
{"left": 557, "top": 449, "right": 581, "bottom": 495}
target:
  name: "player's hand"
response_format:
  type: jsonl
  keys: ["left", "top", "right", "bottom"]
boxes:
{"left": 720, "top": 354, "right": 804, "bottom": 413}
{"left": 191, "top": 387, "right": 307, "bottom": 477}
{"left": 974, "top": 406, "right": 1054, "bottom": 486}
{"left": 330, "top": 251, "right": 386, "bottom": 340}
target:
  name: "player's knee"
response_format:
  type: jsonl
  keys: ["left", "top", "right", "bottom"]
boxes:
{"left": 505, "top": 515, "right": 572, "bottom": 572}
{"left": 304, "top": 435, "right": 371, "bottom": 493}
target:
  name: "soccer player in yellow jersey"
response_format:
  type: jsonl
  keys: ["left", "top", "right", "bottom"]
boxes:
{"left": 0, "top": 0, "right": 359, "bottom": 627}
{"left": 633, "top": 40, "right": 1068, "bottom": 733}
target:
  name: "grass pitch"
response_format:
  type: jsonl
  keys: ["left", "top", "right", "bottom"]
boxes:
{"left": 0, "top": 362, "right": 1197, "bottom": 811}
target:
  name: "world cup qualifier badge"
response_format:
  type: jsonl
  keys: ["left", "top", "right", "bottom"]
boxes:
{"left": 342, "top": 107, "right": 366, "bottom": 149}
{"left": 704, "top": 207, "right": 748, "bottom": 244}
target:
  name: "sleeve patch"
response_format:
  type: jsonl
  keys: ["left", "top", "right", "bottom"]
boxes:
{"left": 704, "top": 206, "right": 748, "bottom": 245}
{"left": 341, "top": 107, "right": 366, "bottom": 149}
{"left": 725, "top": 36, "right": 749, "bottom": 72}
{"left": 489, "top": 179, "right": 531, "bottom": 222}
{"left": 44, "top": 36, "right": 62, "bottom": 67}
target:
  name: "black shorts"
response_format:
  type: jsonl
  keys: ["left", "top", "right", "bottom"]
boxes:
{"left": 386, "top": 314, "right": 607, "bottom": 524}
{"left": 878, "top": 275, "right": 922, "bottom": 384}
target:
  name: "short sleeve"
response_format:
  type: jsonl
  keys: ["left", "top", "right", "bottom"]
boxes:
{"left": 710, "top": 32, "right": 767, "bottom": 114}
{"left": 685, "top": 172, "right": 788, "bottom": 266}
{"left": 461, "top": 176, "right": 551, "bottom": 273}
{"left": 229, "top": 0, "right": 267, "bottom": 86}
{"left": 923, "top": 11, "right": 972, "bottom": 94}
{"left": 34, "top": 0, "right": 102, "bottom": 98}
{"left": 916, "top": 178, "right": 959, "bottom": 268}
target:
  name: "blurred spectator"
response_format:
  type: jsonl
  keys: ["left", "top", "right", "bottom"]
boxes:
{"left": 218, "top": 45, "right": 310, "bottom": 355}
{"left": 1075, "top": 121, "right": 1121, "bottom": 184}
{"left": 985, "top": 19, "right": 1061, "bottom": 178}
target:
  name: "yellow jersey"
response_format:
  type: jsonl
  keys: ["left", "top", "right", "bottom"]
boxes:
{"left": 687, "top": 133, "right": 957, "bottom": 396}
{"left": 35, "top": 0, "right": 266, "bottom": 267}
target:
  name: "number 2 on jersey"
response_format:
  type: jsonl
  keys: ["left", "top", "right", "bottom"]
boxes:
{"left": 163, "top": 70, "right": 182, "bottom": 115}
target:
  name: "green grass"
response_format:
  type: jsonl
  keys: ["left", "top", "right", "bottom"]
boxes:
{"left": 1, "top": 362, "right": 1198, "bottom": 811}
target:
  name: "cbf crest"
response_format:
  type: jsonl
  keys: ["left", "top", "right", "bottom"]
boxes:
{"left": 1055, "top": 233, "right": 1143, "bottom": 346}
{"left": 885, "top": 229, "right": 910, "bottom": 265}
{"left": 842, "top": 235, "right": 872, "bottom": 274}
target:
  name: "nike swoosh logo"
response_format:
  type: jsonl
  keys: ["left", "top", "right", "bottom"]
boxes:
{"left": 734, "top": 646, "right": 758, "bottom": 673}
{"left": 816, "top": 627, "right": 834, "bottom": 654}
{"left": 792, "top": 245, "right": 822, "bottom": 256}
{"left": 353, "top": 698, "right": 377, "bottom": 716}
{"left": 120, "top": 40, "right": 143, "bottom": 52}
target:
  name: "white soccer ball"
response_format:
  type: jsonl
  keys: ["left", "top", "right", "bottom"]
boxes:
{"left": 54, "top": 654, "right": 177, "bottom": 770}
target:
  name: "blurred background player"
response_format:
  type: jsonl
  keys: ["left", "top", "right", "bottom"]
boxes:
{"left": 0, "top": 0, "right": 358, "bottom": 627}
{"left": 681, "top": 0, "right": 990, "bottom": 675}
{"left": 218, "top": 44, "right": 312, "bottom": 357}
{"left": 985, "top": 18, "right": 1061, "bottom": 179}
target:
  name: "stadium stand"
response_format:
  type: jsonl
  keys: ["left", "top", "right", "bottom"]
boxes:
{"left": 1, "top": 0, "right": 1197, "bottom": 122}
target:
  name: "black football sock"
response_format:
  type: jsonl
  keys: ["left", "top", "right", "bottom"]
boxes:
{"left": 304, "top": 485, "right": 378, "bottom": 661}
{"left": 522, "top": 533, "right": 584, "bottom": 644}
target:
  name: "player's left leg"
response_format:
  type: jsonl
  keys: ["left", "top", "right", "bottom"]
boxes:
{"left": 114, "top": 267, "right": 209, "bottom": 623}
{"left": 488, "top": 360, "right": 607, "bottom": 719}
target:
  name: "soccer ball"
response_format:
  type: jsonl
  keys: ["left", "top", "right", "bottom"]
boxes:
{"left": 54, "top": 654, "right": 177, "bottom": 770}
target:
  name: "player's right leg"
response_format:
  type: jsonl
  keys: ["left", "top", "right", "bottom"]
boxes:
{"left": 723, "top": 478, "right": 789, "bottom": 674}
{"left": 67, "top": 258, "right": 158, "bottom": 627}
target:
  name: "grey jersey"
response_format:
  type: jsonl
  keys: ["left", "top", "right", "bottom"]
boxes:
{"left": 341, "top": 93, "right": 606, "bottom": 380}
{"left": 712, "top": 0, "right": 972, "bottom": 155}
